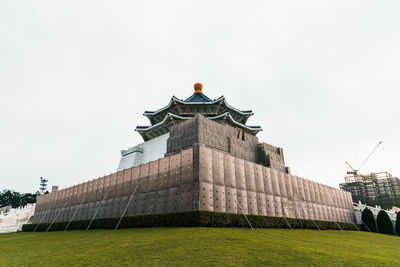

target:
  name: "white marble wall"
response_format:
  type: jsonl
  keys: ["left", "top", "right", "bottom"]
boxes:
{"left": 0, "top": 204, "right": 35, "bottom": 233}
{"left": 117, "top": 133, "right": 169, "bottom": 171}
{"left": 353, "top": 201, "right": 397, "bottom": 226}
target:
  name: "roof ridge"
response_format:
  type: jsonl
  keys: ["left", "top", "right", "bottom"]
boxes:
{"left": 184, "top": 92, "right": 213, "bottom": 102}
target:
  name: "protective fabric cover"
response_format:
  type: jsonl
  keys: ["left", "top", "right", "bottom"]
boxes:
{"left": 303, "top": 179, "right": 311, "bottom": 202}
{"left": 34, "top": 146, "right": 356, "bottom": 224}
{"left": 155, "top": 189, "right": 167, "bottom": 214}
{"left": 146, "top": 192, "right": 156, "bottom": 214}
{"left": 199, "top": 146, "right": 212, "bottom": 183}
{"left": 116, "top": 172, "right": 125, "bottom": 198}
{"left": 224, "top": 154, "right": 236, "bottom": 188}
{"left": 321, "top": 205, "right": 328, "bottom": 221}
{"left": 96, "top": 177, "right": 105, "bottom": 203}
{"left": 298, "top": 200, "right": 307, "bottom": 219}
{"left": 318, "top": 184, "right": 325, "bottom": 207}
{"left": 136, "top": 192, "right": 146, "bottom": 215}
{"left": 109, "top": 173, "right": 118, "bottom": 199}
{"left": 278, "top": 172, "right": 287, "bottom": 198}
{"left": 266, "top": 194, "right": 275, "bottom": 217}
{"left": 273, "top": 196, "right": 282, "bottom": 217}
{"left": 199, "top": 182, "right": 213, "bottom": 211}
{"left": 291, "top": 175, "right": 299, "bottom": 201}
{"left": 88, "top": 180, "right": 96, "bottom": 203}
{"left": 235, "top": 158, "right": 246, "bottom": 190}
{"left": 139, "top": 163, "right": 150, "bottom": 193}
{"left": 281, "top": 197, "right": 289, "bottom": 217}
{"left": 285, "top": 174, "right": 293, "bottom": 201}
{"left": 247, "top": 191, "right": 257, "bottom": 215}
{"left": 306, "top": 202, "right": 314, "bottom": 219}
{"left": 149, "top": 160, "right": 159, "bottom": 192}
{"left": 181, "top": 148, "right": 193, "bottom": 184}
{"left": 270, "top": 169, "right": 280, "bottom": 197}
{"left": 225, "top": 187, "right": 238, "bottom": 214}
{"left": 170, "top": 154, "right": 181, "bottom": 187}
{"left": 236, "top": 189, "right": 248, "bottom": 214}
{"left": 287, "top": 198, "right": 296, "bottom": 219}
{"left": 213, "top": 184, "right": 226, "bottom": 212}
{"left": 255, "top": 165, "right": 265, "bottom": 194}
{"left": 212, "top": 150, "right": 224, "bottom": 186}
{"left": 257, "top": 193, "right": 267, "bottom": 216}
{"left": 308, "top": 180, "right": 315, "bottom": 203}
{"left": 297, "top": 178, "right": 305, "bottom": 202}
{"left": 293, "top": 200, "right": 301, "bottom": 219}
{"left": 263, "top": 167, "right": 273, "bottom": 195}
{"left": 158, "top": 158, "right": 170, "bottom": 190}
{"left": 180, "top": 183, "right": 193, "bottom": 211}
{"left": 123, "top": 169, "right": 132, "bottom": 197}
{"left": 167, "top": 187, "right": 179, "bottom": 213}
{"left": 313, "top": 182, "right": 321, "bottom": 204}
{"left": 245, "top": 161, "right": 256, "bottom": 192}
{"left": 118, "top": 196, "right": 129, "bottom": 217}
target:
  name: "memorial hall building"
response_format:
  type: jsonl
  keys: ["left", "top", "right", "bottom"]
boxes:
{"left": 33, "top": 83, "right": 355, "bottom": 225}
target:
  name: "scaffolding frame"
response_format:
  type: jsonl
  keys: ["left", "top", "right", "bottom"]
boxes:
{"left": 340, "top": 171, "right": 400, "bottom": 209}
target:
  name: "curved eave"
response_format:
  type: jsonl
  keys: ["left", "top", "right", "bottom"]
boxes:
{"left": 209, "top": 112, "right": 262, "bottom": 135}
{"left": 219, "top": 97, "right": 254, "bottom": 118}
{"left": 136, "top": 112, "right": 261, "bottom": 141}
{"left": 143, "top": 97, "right": 175, "bottom": 116}
{"left": 143, "top": 95, "right": 253, "bottom": 117}
{"left": 173, "top": 96, "right": 254, "bottom": 117}
{"left": 136, "top": 113, "right": 188, "bottom": 140}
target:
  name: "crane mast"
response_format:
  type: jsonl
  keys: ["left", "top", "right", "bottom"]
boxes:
{"left": 345, "top": 141, "right": 383, "bottom": 179}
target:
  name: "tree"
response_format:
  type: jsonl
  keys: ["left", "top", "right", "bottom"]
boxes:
{"left": 0, "top": 191, "right": 21, "bottom": 208}
{"left": 395, "top": 212, "right": 400, "bottom": 235}
{"left": 20, "top": 193, "right": 37, "bottom": 206}
{"left": 361, "top": 207, "right": 376, "bottom": 232}
{"left": 0, "top": 190, "right": 38, "bottom": 208}
{"left": 377, "top": 210, "right": 393, "bottom": 235}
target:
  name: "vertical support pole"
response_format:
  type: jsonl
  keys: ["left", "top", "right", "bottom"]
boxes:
{"left": 362, "top": 221, "right": 372, "bottom": 232}
{"left": 334, "top": 221, "right": 344, "bottom": 232}
{"left": 224, "top": 177, "right": 253, "bottom": 231}
{"left": 115, "top": 182, "right": 139, "bottom": 230}
{"left": 282, "top": 215, "right": 293, "bottom": 230}
{"left": 350, "top": 221, "right": 361, "bottom": 231}
{"left": 86, "top": 189, "right": 109, "bottom": 230}
{"left": 64, "top": 194, "right": 86, "bottom": 231}
{"left": 46, "top": 201, "right": 68, "bottom": 232}
{"left": 33, "top": 204, "right": 53, "bottom": 232}
{"left": 311, "top": 219, "right": 321, "bottom": 231}
{"left": 299, "top": 202, "right": 320, "bottom": 231}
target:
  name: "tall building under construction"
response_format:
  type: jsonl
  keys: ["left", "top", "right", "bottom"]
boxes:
{"left": 340, "top": 172, "right": 400, "bottom": 209}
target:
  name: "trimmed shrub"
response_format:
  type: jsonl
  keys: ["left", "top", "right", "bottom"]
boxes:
{"left": 361, "top": 208, "right": 376, "bottom": 232}
{"left": 22, "top": 211, "right": 359, "bottom": 232}
{"left": 376, "top": 210, "right": 393, "bottom": 235}
{"left": 396, "top": 212, "right": 400, "bottom": 235}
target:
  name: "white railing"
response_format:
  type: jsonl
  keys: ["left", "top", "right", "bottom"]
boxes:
{"left": 0, "top": 204, "right": 36, "bottom": 234}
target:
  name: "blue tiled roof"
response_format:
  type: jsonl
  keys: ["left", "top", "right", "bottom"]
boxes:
{"left": 184, "top": 93, "right": 213, "bottom": 102}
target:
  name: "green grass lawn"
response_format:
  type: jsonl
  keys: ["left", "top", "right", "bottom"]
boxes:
{"left": 0, "top": 228, "right": 399, "bottom": 267}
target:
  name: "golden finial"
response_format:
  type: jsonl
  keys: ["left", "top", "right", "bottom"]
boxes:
{"left": 194, "top": 83, "right": 203, "bottom": 94}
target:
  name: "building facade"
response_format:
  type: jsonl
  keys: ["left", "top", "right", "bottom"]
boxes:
{"left": 33, "top": 84, "right": 355, "bottom": 225}
{"left": 340, "top": 172, "right": 400, "bottom": 210}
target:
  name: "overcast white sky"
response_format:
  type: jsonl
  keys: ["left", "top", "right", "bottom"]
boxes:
{"left": 1, "top": 1, "right": 399, "bottom": 193}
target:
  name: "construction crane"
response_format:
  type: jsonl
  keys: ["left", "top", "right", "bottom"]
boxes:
{"left": 345, "top": 141, "right": 383, "bottom": 176}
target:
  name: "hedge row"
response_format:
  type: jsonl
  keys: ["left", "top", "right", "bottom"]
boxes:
{"left": 23, "top": 211, "right": 360, "bottom": 232}
{"left": 361, "top": 207, "right": 399, "bottom": 236}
